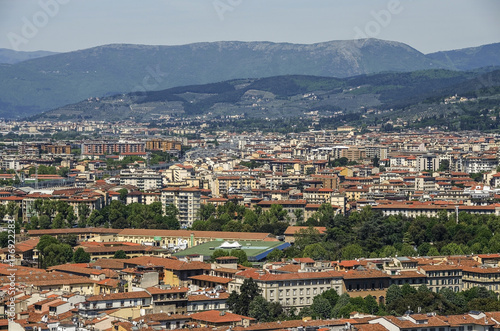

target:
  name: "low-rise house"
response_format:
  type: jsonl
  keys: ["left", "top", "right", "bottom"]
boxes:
{"left": 190, "top": 310, "right": 255, "bottom": 327}
{"left": 146, "top": 286, "right": 189, "bottom": 314}
{"left": 187, "top": 291, "right": 230, "bottom": 313}
{"left": 79, "top": 291, "right": 152, "bottom": 318}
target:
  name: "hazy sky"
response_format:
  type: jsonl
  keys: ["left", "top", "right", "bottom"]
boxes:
{"left": 0, "top": 0, "right": 499, "bottom": 54}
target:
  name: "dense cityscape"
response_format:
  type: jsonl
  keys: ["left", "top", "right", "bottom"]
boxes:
{"left": 2, "top": 117, "right": 500, "bottom": 330}
{"left": 2, "top": 0, "right": 500, "bottom": 330}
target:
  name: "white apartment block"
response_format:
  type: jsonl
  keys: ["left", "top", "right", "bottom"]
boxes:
{"left": 161, "top": 187, "right": 201, "bottom": 228}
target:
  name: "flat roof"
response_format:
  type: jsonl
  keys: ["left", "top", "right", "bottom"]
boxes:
{"left": 173, "top": 240, "right": 290, "bottom": 262}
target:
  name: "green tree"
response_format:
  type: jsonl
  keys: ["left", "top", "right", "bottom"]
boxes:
{"left": 248, "top": 296, "right": 271, "bottom": 321}
{"left": 118, "top": 188, "right": 128, "bottom": 202}
{"left": 228, "top": 278, "right": 260, "bottom": 316}
{"left": 73, "top": 247, "right": 91, "bottom": 263}
{"left": 113, "top": 250, "right": 127, "bottom": 259}
{"left": 78, "top": 204, "right": 91, "bottom": 224}
{"left": 331, "top": 293, "right": 351, "bottom": 318}
{"left": 266, "top": 249, "right": 285, "bottom": 262}
{"left": 0, "top": 232, "right": 8, "bottom": 248}
{"left": 59, "top": 234, "right": 78, "bottom": 247}
{"left": 364, "top": 295, "right": 379, "bottom": 314}
{"left": 427, "top": 246, "right": 440, "bottom": 256}
{"left": 293, "top": 227, "right": 323, "bottom": 252}
{"left": 6, "top": 201, "right": 17, "bottom": 219}
{"left": 37, "top": 235, "right": 73, "bottom": 268}
{"left": 57, "top": 167, "right": 70, "bottom": 177}
{"left": 42, "top": 243, "right": 73, "bottom": 267}
{"left": 341, "top": 244, "right": 364, "bottom": 260}
{"left": 211, "top": 249, "right": 229, "bottom": 262}
{"left": 310, "top": 296, "right": 332, "bottom": 319}
{"left": 386, "top": 284, "right": 403, "bottom": 306}
{"left": 401, "top": 283, "right": 417, "bottom": 296}
{"left": 0, "top": 204, "right": 6, "bottom": 221}
{"left": 438, "top": 160, "right": 450, "bottom": 172}
{"left": 303, "top": 243, "right": 330, "bottom": 260}
{"left": 321, "top": 289, "right": 340, "bottom": 307}
{"left": 230, "top": 249, "right": 250, "bottom": 266}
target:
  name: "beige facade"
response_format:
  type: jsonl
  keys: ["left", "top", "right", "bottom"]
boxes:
{"left": 161, "top": 187, "right": 201, "bottom": 227}
{"left": 229, "top": 270, "right": 343, "bottom": 311}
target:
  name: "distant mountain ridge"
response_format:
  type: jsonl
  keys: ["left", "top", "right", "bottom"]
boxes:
{"left": 0, "top": 48, "right": 58, "bottom": 64}
{"left": 1, "top": 38, "right": 500, "bottom": 119}
{"left": 427, "top": 42, "right": 500, "bottom": 71}
{"left": 33, "top": 69, "right": 500, "bottom": 123}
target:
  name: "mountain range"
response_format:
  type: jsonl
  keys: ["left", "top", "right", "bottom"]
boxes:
{"left": 1, "top": 39, "right": 500, "bottom": 119}
{"left": 0, "top": 48, "right": 58, "bottom": 64}
{"left": 32, "top": 69, "right": 500, "bottom": 125}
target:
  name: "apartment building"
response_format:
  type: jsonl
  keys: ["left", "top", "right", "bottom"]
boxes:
{"left": 419, "top": 264, "right": 463, "bottom": 293}
{"left": 41, "top": 144, "right": 72, "bottom": 154}
{"left": 303, "top": 187, "right": 333, "bottom": 204}
{"left": 119, "top": 168, "right": 162, "bottom": 190}
{"left": 462, "top": 266, "right": 500, "bottom": 294}
{"left": 415, "top": 176, "right": 437, "bottom": 191}
{"left": 229, "top": 269, "right": 344, "bottom": 311}
{"left": 81, "top": 141, "right": 145, "bottom": 156}
{"left": 79, "top": 291, "right": 152, "bottom": 318}
{"left": 213, "top": 176, "right": 258, "bottom": 197}
{"left": 161, "top": 187, "right": 201, "bottom": 227}
{"left": 417, "top": 154, "right": 439, "bottom": 172}
{"left": 372, "top": 202, "right": 500, "bottom": 218}
{"left": 146, "top": 138, "right": 182, "bottom": 152}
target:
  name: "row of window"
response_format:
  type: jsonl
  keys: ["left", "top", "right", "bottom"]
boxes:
{"left": 276, "top": 279, "right": 338, "bottom": 287}
{"left": 428, "top": 278, "right": 460, "bottom": 285}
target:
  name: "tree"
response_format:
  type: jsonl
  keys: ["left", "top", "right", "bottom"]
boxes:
{"left": 293, "top": 227, "right": 323, "bottom": 251}
{"left": 0, "top": 204, "right": 6, "bottom": 221}
{"left": 310, "top": 296, "right": 332, "bottom": 319}
{"left": 266, "top": 249, "right": 284, "bottom": 262}
{"left": 113, "top": 250, "right": 127, "bottom": 259}
{"left": 438, "top": 160, "right": 450, "bottom": 172}
{"left": 118, "top": 188, "right": 128, "bottom": 202}
{"left": 248, "top": 296, "right": 271, "bottom": 321}
{"left": 57, "top": 167, "right": 70, "bottom": 177}
{"left": 401, "top": 283, "right": 417, "bottom": 296}
{"left": 39, "top": 215, "right": 51, "bottom": 229}
{"left": 427, "top": 247, "right": 440, "bottom": 256}
{"left": 230, "top": 249, "right": 250, "bottom": 266}
{"left": 386, "top": 284, "right": 403, "bottom": 306}
{"left": 73, "top": 247, "right": 91, "bottom": 263}
{"left": 78, "top": 204, "right": 91, "bottom": 224}
{"left": 59, "top": 234, "right": 78, "bottom": 247}
{"left": 294, "top": 209, "right": 304, "bottom": 224}
{"left": 364, "top": 295, "right": 379, "bottom": 315}
{"left": 303, "top": 243, "right": 330, "bottom": 260}
{"left": 331, "top": 293, "right": 351, "bottom": 318}
{"left": 0, "top": 232, "right": 8, "bottom": 248}
{"left": 6, "top": 201, "right": 17, "bottom": 219}
{"left": 321, "top": 289, "right": 340, "bottom": 307}
{"left": 42, "top": 243, "right": 73, "bottom": 268}
{"left": 228, "top": 278, "right": 260, "bottom": 316}
{"left": 161, "top": 204, "right": 180, "bottom": 229}
{"left": 37, "top": 235, "right": 73, "bottom": 268}
{"left": 341, "top": 244, "right": 364, "bottom": 260}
